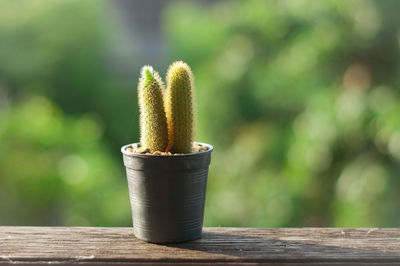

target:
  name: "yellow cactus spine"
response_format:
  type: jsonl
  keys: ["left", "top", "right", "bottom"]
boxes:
{"left": 137, "top": 65, "right": 169, "bottom": 153}
{"left": 165, "top": 61, "right": 195, "bottom": 154}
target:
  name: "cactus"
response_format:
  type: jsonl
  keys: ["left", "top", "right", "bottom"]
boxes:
{"left": 137, "top": 65, "right": 169, "bottom": 153}
{"left": 165, "top": 61, "right": 195, "bottom": 153}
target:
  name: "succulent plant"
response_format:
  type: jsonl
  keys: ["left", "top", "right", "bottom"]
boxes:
{"left": 137, "top": 66, "right": 169, "bottom": 153}
{"left": 136, "top": 61, "right": 195, "bottom": 154}
{"left": 165, "top": 61, "right": 195, "bottom": 154}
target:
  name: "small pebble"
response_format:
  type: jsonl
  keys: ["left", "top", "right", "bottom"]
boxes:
{"left": 199, "top": 146, "right": 207, "bottom": 152}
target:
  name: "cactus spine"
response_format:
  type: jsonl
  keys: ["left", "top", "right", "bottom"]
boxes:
{"left": 137, "top": 65, "right": 169, "bottom": 153}
{"left": 165, "top": 61, "right": 195, "bottom": 153}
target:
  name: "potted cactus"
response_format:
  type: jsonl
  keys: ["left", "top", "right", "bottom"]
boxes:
{"left": 121, "top": 61, "right": 213, "bottom": 244}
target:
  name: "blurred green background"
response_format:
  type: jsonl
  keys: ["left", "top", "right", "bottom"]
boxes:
{"left": 1, "top": 0, "right": 399, "bottom": 227}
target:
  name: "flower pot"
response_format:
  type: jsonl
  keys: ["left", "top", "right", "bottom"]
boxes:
{"left": 121, "top": 142, "right": 213, "bottom": 244}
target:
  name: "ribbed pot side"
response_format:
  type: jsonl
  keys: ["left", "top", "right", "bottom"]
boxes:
{"left": 121, "top": 143, "right": 213, "bottom": 244}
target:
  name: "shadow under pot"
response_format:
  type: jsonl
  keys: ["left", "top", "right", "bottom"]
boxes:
{"left": 121, "top": 142, "right": 213, "bottom": 244}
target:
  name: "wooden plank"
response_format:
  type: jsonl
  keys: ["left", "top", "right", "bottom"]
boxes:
{"left": 0, "top": 227, "right": 399, "bottom": 265}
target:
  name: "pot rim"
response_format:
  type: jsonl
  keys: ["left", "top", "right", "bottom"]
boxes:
{"left": 121, "top": 142, "right": 213, "bottom": 158}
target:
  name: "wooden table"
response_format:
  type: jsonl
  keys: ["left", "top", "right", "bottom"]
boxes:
{"left": 0, "top": 227, "right": 399, "bottom": 265}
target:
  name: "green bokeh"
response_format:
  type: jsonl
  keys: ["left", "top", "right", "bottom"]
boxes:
{"left": 0, "top": 0, "right": 399, "bottom": 227}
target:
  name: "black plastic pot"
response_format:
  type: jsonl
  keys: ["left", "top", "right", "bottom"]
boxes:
{"left": 121, "top": 142, "right": 213, "bottom": 244}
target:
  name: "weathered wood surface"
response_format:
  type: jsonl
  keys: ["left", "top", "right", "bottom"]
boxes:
{"left": 0, "top": 227, "right": 400, "bottom": 265}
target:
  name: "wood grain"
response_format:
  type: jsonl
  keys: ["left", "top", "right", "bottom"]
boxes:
{"left": 0, "top": 227, "right": 399, "bottom": 265}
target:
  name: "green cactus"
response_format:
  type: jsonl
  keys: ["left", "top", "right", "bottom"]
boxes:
{"left": 165, "top": 61, "right": 195, "bottom": 153}
{"left": 137, "top": 65, "right": 169, "bottom": 153}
